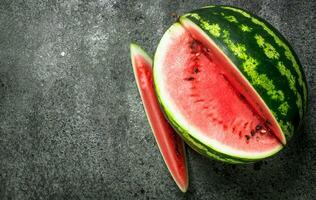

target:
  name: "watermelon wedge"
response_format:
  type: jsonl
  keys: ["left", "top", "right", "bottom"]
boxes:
{"left": 130, "top": 43, "right": 189, "bottom": 192}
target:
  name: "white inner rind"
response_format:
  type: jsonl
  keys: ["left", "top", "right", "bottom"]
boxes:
{"left": 154, "top": 22, "right": 283, "bottom": 160}
{"left": 130, "top": 43, "right": 153, "bottom": 67}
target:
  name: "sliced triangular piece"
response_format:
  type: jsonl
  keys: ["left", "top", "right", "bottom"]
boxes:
{"left": 130, "top": 43, "right": 189, "bottom": 192}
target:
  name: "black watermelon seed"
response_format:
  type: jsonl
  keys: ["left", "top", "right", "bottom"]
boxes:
{"left": 256, "top": 125, "right": 262, "bottom": 130}
{"left": 250, "top": 130, "right": 255, "bottom": 136}
{"left": 184, "top": 77, "right": 195, "bottom": 81}
{"left": 194, "top": 66, "right": 200, "bottom": 74}
{"left": 245, "top": 135, "right": 251, "bottom": 140}
{"left": 190, "top": 40, "right": 202, "bottom": 53}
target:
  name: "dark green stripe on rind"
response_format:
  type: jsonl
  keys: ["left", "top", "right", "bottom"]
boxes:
{"left": 182, "top": 5, "right": 308, "bottom": 141}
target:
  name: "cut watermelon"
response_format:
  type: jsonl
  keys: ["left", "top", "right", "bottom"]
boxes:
{"left": 153, "top": 6, "right": 308, "bottom": 163}
{"left": 154, "top": 23, "right": 283, "bottom": 163}
{"left": 130, "top": 43, "right": 189, "bottom": 192}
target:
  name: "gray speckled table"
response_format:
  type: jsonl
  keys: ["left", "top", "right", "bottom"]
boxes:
{"left": 0, "top": 0, "right": 315, "bottom": 199}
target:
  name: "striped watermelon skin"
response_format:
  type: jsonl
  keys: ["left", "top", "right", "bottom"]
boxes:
{"left": 181, "top": 5, "right": 308, "bottom": 141}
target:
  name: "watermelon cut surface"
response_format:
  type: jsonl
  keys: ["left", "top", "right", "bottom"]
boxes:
{"left": 130, "top": 44, "right": 188, "bottom": 192}
{"left": 154, "top": 25, "right": 282, "bottom": 162}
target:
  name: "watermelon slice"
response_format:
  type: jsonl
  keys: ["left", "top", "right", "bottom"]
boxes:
{"left": 130, "top": 43, "right": 189, "bottom": 192}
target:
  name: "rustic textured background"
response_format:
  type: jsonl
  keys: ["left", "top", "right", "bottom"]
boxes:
{"left": 0, "top": 0, "right": 315, "bottom": 199}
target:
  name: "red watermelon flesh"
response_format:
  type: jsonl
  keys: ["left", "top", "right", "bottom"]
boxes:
{"left": 130, "top": 44, "right": 188, "bottom": 192}
{"left": 154, "top": 23, "right": 283, "bottom": 159}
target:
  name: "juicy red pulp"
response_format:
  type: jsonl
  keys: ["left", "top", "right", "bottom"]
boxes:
{"left": 185, "top": 39, "right": 276, "bottom": 144}
{"left": 160, "top": 26, "right": 282, "bottom": 153}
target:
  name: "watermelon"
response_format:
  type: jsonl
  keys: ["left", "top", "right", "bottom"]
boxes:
{"left": 130, "top": 44, "right": 189, "bottom": 192}
{"left": 153, "top": 5, "right": 308, "bottom": 163}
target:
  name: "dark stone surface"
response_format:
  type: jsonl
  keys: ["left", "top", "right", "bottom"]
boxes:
{"left": 0, "top": 0, "right": 315, "bottom": 199}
